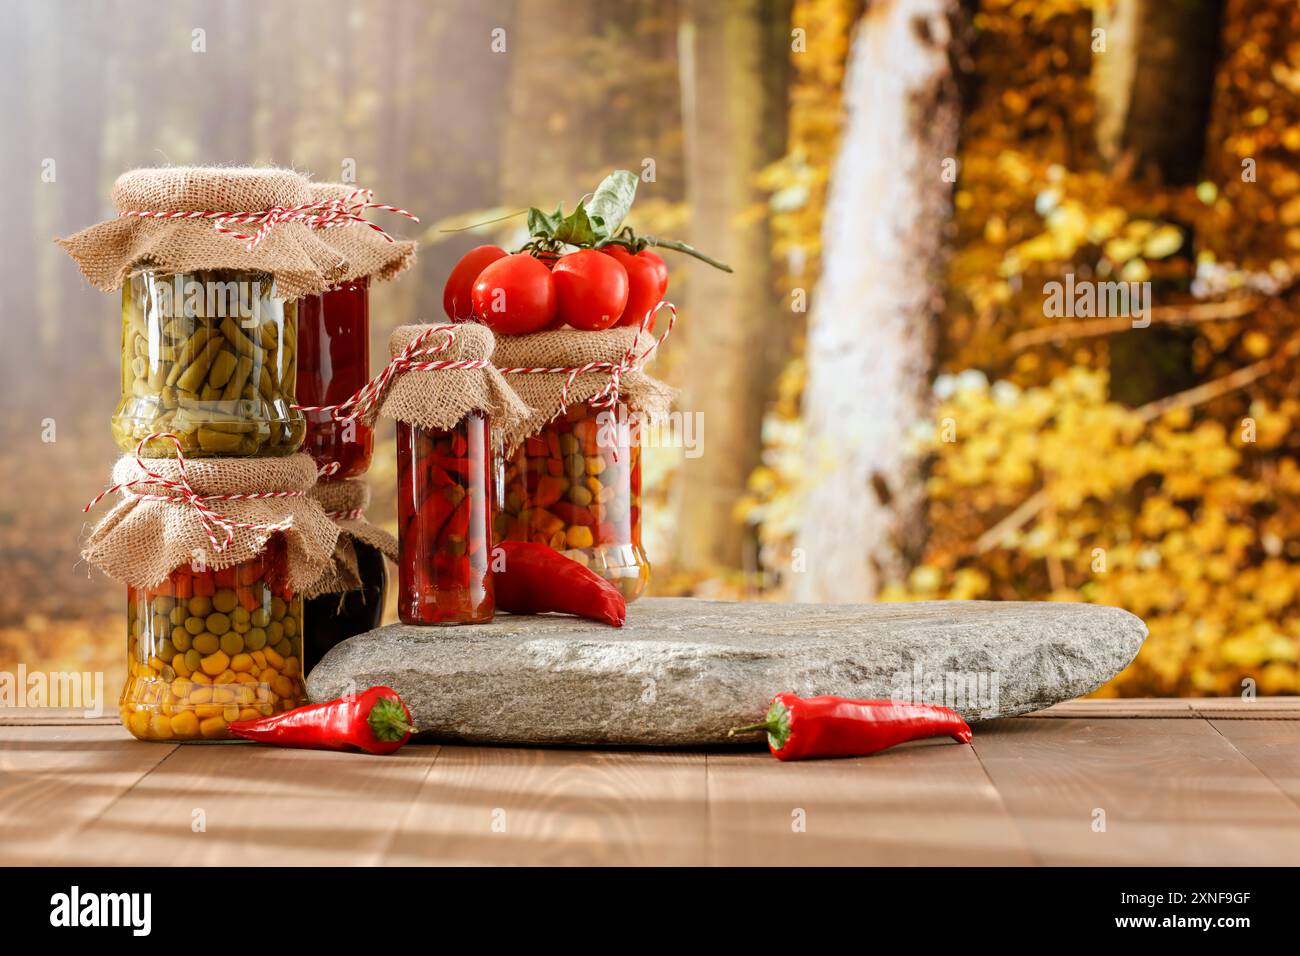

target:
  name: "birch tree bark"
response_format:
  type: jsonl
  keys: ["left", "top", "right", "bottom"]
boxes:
{"left": 792, "top": 0, "right": 969, "bottom": 602}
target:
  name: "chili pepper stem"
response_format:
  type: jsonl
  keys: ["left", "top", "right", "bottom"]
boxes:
{"left": 729, "top": 721, "right": 779, "bottom": 737}
{"left": 730, "top": 700, "right": 793, "bottom": 750}
{"left": 367, "top": 696, "right": 416, "bottom": 742}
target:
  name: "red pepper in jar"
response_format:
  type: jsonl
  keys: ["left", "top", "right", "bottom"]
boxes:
{"left": 397, "top": 412, "right": 493, "bottom": 624}
{"left": 730, "top": 694, "right": 972, "bottom": 761}
{"left": 493, "top": 541, "right": 626, "bottom": 627}
{"left": 228, "top": 685, "right": 415, "bottom": 755}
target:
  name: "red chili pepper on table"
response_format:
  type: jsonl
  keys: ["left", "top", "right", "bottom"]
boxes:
{"left": 227, "top": 685, "right": 416, "bottom": 755}
{"left": 493, "top": 540, "right": 626, "bottom": 626}
{"left": 730, "top": 693, "right": 972, "bottom": 761}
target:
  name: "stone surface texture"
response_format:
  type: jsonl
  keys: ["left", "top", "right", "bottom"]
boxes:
{"left": 306, "top": 598, "right": 1148, "bottom": 746}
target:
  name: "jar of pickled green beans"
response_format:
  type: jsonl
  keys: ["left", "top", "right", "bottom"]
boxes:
{"left": 111, "top": 270, "right": 305, "bottom": 457}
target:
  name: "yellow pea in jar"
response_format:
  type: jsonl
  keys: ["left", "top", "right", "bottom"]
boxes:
{"left": 112, "top": 269, "right": 305, "bottom": 457}
{"left": 120, "top": 538, "right": 305, "bottom": 742}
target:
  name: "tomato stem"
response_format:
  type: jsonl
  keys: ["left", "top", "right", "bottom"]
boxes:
{"left": 440, "top": 209, "right": 527, "bottom": 233}
{"left": 642, "top": 236, "right": 734, "bottom": 273}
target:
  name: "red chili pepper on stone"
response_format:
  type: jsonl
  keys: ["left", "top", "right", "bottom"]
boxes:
{"left": 493, "top": 540, "right": 626, "bottom": 626}
{"left": 228, "top": 685, "right": 416, "bottom": 755}
{"left": 730, "top": 693, "right": 972, "bottom": 761}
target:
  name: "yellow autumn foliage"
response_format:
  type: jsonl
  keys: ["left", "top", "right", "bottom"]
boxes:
{"left": 745, "top": 0, "right": 1300, "bottom": 696}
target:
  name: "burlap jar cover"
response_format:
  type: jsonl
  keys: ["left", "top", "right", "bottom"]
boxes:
{"left": 305, "top": 182, "right": 418, "bottom": 285}
{"left": 83, "top": 451, "right": 339, "bottom": 593}
{"left": 322, "top": 321, "right": 530, "bottom": 443}
{"left": 301, "top": 477, "right": 398, "bottom": 599}
{"left": 57, "top": 166, "right": 383, "bottom": 299}
{"left": 493, "top": 322, "right": 677, "bottom": 454}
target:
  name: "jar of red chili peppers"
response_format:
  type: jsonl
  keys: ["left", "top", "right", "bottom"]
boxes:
{"left": 82, "top": 449, "right": 342, "bottom": 742}
{"left": 494, "top": 326, "right": 674, "bottom": 601}
{"left": 397, "top": 411, "right": 494, "bottom": 624}
{"left": 352, "top": 323, "right": 527, "bottom": 626}
{"left": 293, "top": 182, "right": 418, "bottom": 477}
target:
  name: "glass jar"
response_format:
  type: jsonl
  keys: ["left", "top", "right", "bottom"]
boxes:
{"left": 303, "top": 540, "right": 387, "bottom": 673}
{"left": 397, "top": 411, "right": 494, "bottom": 625}
{"left": 112, "top": 270, "right": 305, "bottom": 457}
{"left": 494, "top": 403, "right": 649, "bottom": 601}
{"left": 120, "top": 537, "right": 305, "bottom": 741}
{"left": 296, "top": 279, "right": 374, "bottom": 477}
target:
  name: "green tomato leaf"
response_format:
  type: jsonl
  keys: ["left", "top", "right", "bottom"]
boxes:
{"left": 586, "top": 170, "right": 638, "bottom": 240}
{"left": 527, "top": 204, "right": 564, "bottom": 237}
{"left": 550, "top": 201, "right": 598, "bottom": 245}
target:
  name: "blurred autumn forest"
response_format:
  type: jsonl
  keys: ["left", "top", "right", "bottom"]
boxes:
{"left": 1, "top": 0, "right": 1298, "bottom": 698}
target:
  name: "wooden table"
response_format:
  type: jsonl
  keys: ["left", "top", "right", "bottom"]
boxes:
{"left": 3, "top": 698, "right": 1299, "bottom": 866}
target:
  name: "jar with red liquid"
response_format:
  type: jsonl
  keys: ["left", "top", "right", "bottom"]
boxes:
{"left": 494, "top": 403, "right": 649, "bottom": 601}
{"left": 397, "top": 411, "right": 494, "bottom": 624}
{"left": 296, "top": 278, "right": 373, "bottom": 477}
{"left": 119, "top": 536, "right": 306, "bottom": 741}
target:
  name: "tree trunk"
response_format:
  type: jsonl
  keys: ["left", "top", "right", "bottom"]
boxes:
{"left": 792, "top": 0, "right": 968, "bottom": 602}
{"left": 671, "top": 0, "right": 791, "bottom": 572}
{"left": 501, "top": 0, "right": 599, "bottom": 205}
{"left": 51, "top": 0, "right": 109, "bottom": 392}
{"left": 1094, "top": 0, "right": 1223, "bottom": 406}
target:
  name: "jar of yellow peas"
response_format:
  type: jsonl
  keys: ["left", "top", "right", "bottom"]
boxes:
{"left": 120, "top": 536, "right": 305, "bottom": 741}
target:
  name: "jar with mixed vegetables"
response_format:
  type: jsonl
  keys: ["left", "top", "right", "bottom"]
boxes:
{"left": 494, "top": 403, "right": 648, "bottom": 601}
{"left": 112, "top": 270, "right": 304, "bottom": 457}
{"left": 120, "top": 537, "right": 305, "bottom": 741}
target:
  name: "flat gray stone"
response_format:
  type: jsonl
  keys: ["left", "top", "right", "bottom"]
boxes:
{"left": 306, "top": 598, "right": 1147, "bottom": 746}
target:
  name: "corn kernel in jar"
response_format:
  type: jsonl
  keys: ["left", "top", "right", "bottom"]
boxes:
{"left": 119, "top": 538, "right": 305, "bottom": 742}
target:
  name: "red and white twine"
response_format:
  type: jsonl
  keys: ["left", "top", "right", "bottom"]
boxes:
{"left": 291, "top": 300, "right": 676, "bottom": 460}
{"left": 497, "top": 300, "right": 677, "bottom": 410}
{"left": 292, "top": 323, "right": 490, "bottom": 423}
{"left": 118, "top": 187, "right": 419, "bottom": 253}
{"left": 83, "top": 433, "right": 304, "bottom": 554}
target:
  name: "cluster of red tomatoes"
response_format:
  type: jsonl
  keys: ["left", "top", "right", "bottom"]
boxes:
{"left": 442, "top": 245, "right": 669, "bottom": 333}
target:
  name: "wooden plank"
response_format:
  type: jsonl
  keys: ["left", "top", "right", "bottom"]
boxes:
{"left": 1193, "top": 697, "right": 1300, "bottom": 720}
{"left": 973, "top": 716, "right": 1300, "bottom": 865}
{"left": 54, "top": 741, "right": 441, "bottom": 866}
{"left": 1026, "top": 699, "right": 1196, "bottom": 718}
{"left": 1209, "top": 719, "right": 1300, "bottom": 807}
{"left": 0, "top": 708, "right": 119, "bottom": 726}
{"left": 706, "top": 737, "right": 1032, "bottom": 865}
{"left": 1027, "top": 697, "right": 1300, "bottom": 719}
{"left": 0, "top": 724, "right": 175, "bottom": 866}
{"left": 385, "top": 747, "right": 708, "bottom": 866}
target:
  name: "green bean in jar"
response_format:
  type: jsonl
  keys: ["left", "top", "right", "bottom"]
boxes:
{"left": 111, "top": 270, "right": 305, "bottom": 457}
